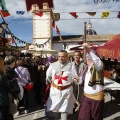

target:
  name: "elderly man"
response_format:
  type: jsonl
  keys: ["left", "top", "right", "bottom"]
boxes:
{"left": 46, "top": 50, "right": 79, "bottom": 120}
{"left": 78, "top": 43, "right": 104, "bottom": 120}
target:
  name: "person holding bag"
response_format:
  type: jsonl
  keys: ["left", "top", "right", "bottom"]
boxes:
{"left": 4, "top": 56, "right": 20, "bottom": 120}
{"left": 0, "top": 58, "right": 12, "bottom": 120}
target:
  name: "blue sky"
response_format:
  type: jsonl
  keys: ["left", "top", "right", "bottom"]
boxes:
{"left": 1, "top": 0, "right": 120, "bottom": 45}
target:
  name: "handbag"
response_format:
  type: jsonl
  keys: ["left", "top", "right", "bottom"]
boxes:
{"left": 8, "top": 93, "right": 19, "bottom": 115}
{"left": 24, "top": 81, "right": 34, "bottom": 91}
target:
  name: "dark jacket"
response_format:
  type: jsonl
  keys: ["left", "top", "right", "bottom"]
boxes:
{"left": 0, "top": 74, "right": 11, "bottom": 107}
{"left": 4, "top": 65, "right": 20, "bottom": 98}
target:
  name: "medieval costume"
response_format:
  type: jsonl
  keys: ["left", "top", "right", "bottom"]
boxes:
{"left": 78, "top": 50, "right": 104, "bottom": 120}
{"left": 46, "top": 60, "right": 78, "bottom": 119}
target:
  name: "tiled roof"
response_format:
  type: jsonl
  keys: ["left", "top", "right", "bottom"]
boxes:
{"left": 53, "top": 34, "right": 117, "bottom": 43}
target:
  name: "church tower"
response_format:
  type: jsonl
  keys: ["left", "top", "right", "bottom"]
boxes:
{"left": 32, "top": 2, "right": 53, "bottom": 49}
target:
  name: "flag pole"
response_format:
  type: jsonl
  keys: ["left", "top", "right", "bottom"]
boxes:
{"left": 83, "top": 22, "right": 87, "bottom": 62}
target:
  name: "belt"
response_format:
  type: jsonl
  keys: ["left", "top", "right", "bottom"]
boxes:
{"left": 84, "top": 90, "right": 104, "bottom": 101}
{"left": 52, "top": 83, "right": 72, "bottom": 90}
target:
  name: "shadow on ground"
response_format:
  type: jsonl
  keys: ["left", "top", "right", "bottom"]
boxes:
{"left": 104, "top": 98, "right": 120, "bottom": 119}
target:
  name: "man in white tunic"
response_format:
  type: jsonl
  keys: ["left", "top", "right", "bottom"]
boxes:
{"left": 46, "top": 50, "right": 78, "bottom": 120}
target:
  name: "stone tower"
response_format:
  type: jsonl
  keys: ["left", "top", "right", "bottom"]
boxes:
{"left": 32, "top": 3, "right": 53, "bottom": 49}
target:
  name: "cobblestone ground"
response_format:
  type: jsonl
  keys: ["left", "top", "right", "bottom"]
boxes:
{"left": 14, "top": 94, "right": 120, "bottom": 120}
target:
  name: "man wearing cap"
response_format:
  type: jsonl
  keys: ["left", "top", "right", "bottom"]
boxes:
{"left": 78, "top": 43, "right": 104, "bottom": 120}
{"left": 46, "top": 50, "right": 79, "bottom": 120}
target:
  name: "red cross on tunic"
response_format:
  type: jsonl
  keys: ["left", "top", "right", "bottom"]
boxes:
{"left": 54, "top": 72, "right": 68, "bottom": 84}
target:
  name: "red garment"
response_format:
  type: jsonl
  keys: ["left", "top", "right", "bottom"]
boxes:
{"left": 25, "top": 0, "right": 54, "bottom": 11}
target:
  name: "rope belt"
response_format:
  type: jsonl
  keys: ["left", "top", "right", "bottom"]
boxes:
{"left": 84, "top": 90, "right": 104, "bottom": 101}
{"left": 52, "top": 82, "right": 72, "bottom": 90}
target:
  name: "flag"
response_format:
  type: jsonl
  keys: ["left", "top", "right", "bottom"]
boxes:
{"left": 117, "top": 11, "right": 120, "bottom": 19}
{"left": 12, "top": 36, "right": 15, "bottom": 44}
{"left": 52, "top": 20, "right": 55, "bottom": 28}
{"left": 51, "top": 13, "right": 60, "bottom": 21}
{"left": 0, "top": 10, "right": 10, "bottom": 17}
{"left": 0, "top": 0, "right": 7, "bottom": 11}
{"left": 16, "top": 11, "right": 25, "bottom": 15}
{"left": 69, "top": 12, "right": 78, "bottom": 18}
{"left": 60, "top": 35, "right": 63, "bottom": 40}
{"left": 34, "top": 12, "right": 43, "bottom": 17}
{"left": 25, "top": 43, "right": 29, "bottom": 49}
{"left": 56, "top": 25, "right": 60, "bottom": 34}
{"left": 101, "top": 11, "right": 110, "bottom": 18}
{"left": 86, "top": 12, "right": 96, "bottom": 16}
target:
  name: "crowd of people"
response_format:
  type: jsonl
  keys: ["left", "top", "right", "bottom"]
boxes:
{"left": 0, "top": 43, "right": 112, "bottom": 120}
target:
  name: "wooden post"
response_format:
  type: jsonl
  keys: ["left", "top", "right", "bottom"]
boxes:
{"left": 83, "top": 22, "right": 87, "bottom": 62}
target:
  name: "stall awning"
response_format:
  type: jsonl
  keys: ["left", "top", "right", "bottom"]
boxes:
{"left": 96, "top": 34, "right": 120, "bottom": 61}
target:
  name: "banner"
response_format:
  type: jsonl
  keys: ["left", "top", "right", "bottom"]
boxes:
{"left": 51, "top": 13, "right": 60, "bottom": 21}
{"left": 101, "top": 11, "right": 110, "bottom": 18}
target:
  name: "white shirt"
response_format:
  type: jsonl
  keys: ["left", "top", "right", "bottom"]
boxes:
{"left": 80, "top": 51, "right": 104, "bottom": 94}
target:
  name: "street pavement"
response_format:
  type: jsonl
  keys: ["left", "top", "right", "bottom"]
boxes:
{"left": 14, "top": 94, "right": 120, "bottom": 120}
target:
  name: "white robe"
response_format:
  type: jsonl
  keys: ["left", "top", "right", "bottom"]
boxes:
{"left": 46, "top": 61, "right": 78, "bottom": 114}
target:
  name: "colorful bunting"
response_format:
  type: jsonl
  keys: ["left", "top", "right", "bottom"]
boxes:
{"left": 52, "top": 20, "right": 55, "bottom": 28}
{"left": 86, "top": 12, "right": 96, "bottom": 16}
{"left": 60, "top": 35, "right": 63, "bottom": 40}
{"left": 117, "top": 11, "right": 120, "bottom": 19}
{"left": 16, "top": 11, "right": 25, "bottom": 15}
{"left": 0, "top": 10, "right": 10, "bottom": 17}
{"left": 51, "top": 13, "right": 60, "bottom": 21}
{"left": 25, "top": 43, "right": 29, "bottom": 49}
{"left": 12, "top": 36, "right": 15, "bottom": 44}
{"left": 101, "top": 11, "right": 110, "bottom": 18}
{"left": 34, "top": 12, "right": 43, "bottom": 17}
{"left": 69, "top": 12, "right": 78, "bottom": 18}
{"left": 55, "top": 25, "right": 60, "bottom": 34}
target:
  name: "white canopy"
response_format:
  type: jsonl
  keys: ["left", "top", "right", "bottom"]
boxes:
{"left": 28, "top": 48, "right": 58, "bottom": 54}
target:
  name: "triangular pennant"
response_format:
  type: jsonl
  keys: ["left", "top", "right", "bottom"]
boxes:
{"left": 0, "top": 10, "right": 10, "bottom": 17}
{"left": 16, "top": 11, "right": 25, "bottom": 15}
{"left": 56, "top": 25, "right": 60, "bottom": 34}
{"left": 69, "top": 12, "right": 78, "bottom": 18}
{"left": 117, "top": 11, "right": 120, "bottom": 19}
{"left": 101, "top": 11, "right": 110, "bottom": 18}
{"left": 52, "top": 20, "right": 55, "bottom": 29}
{"left": 86, "top": 12, "right": 96, "bottom": 16}
{"left": 12, "top": 36, "right": 15, "bottom": 44}
{"left": 34, "top": 12, "right": 43, "bottom": 17}
{"left": 25, "top": 43, "right": 29, "bottom": 49}
{"left": 60, "top": 36, "right": 63, "bottom": 40}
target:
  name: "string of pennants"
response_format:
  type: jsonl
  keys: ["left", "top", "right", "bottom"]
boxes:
{"left": 1, "top": 10, "right": 120, "bottom": 19}
{"left": 10, "top": 35, "right": 51, "bottom": 49}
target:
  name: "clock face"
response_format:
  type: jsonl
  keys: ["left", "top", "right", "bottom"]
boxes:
{"left": 33, "top": 12, "right": 52, "bottom": 38}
